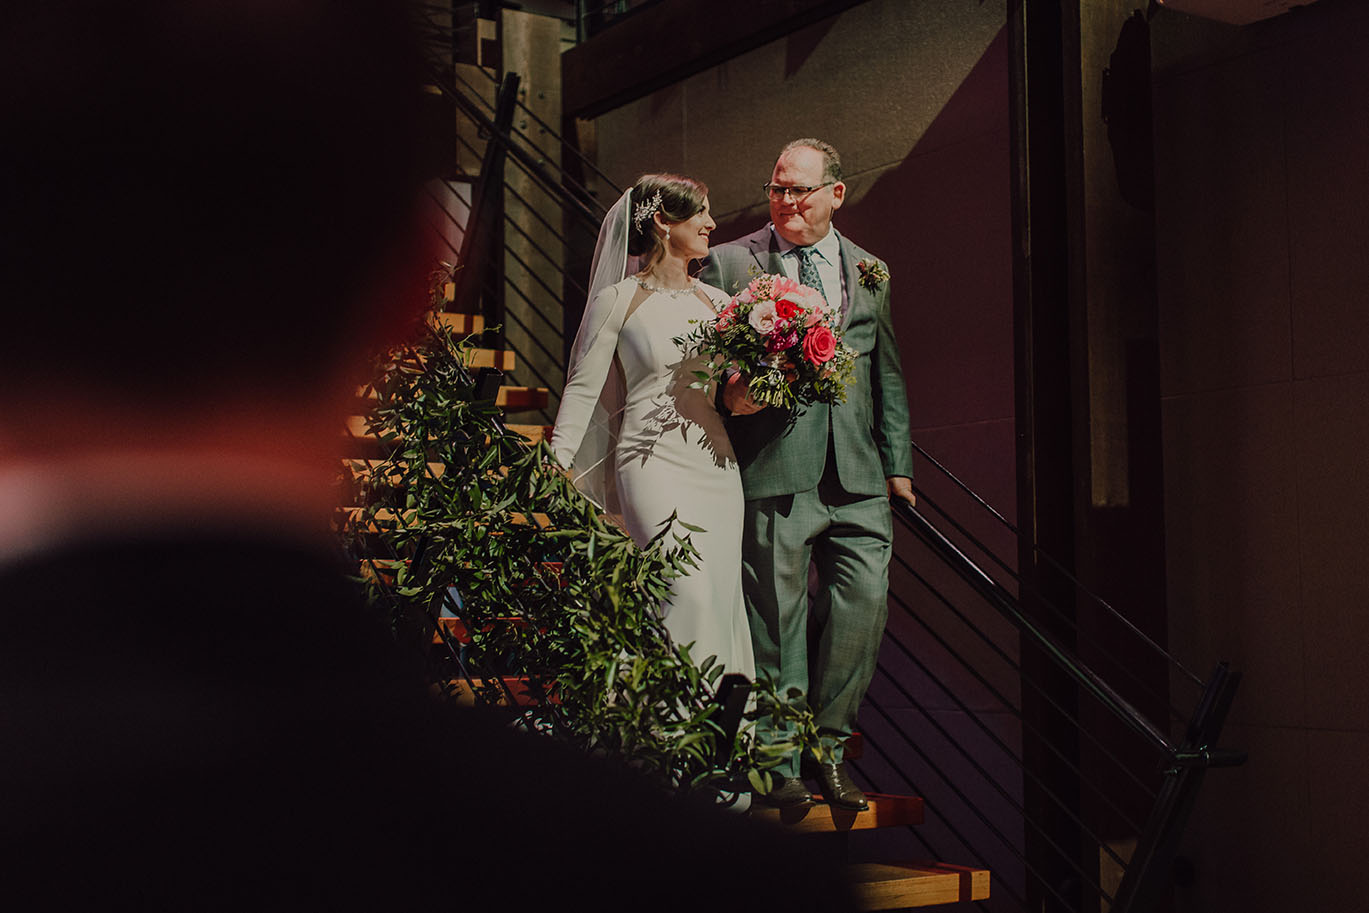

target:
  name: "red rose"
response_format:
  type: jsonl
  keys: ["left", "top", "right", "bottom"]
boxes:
{"left": 774, "top": 296, "right": 803, "bottom": 322}
{"left": 802, "top": 325, "right": 837, "bottom": 364}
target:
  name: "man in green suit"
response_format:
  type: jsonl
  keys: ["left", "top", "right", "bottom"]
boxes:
{"left": 699, "top": 139, "right": 914, "bottom": 810}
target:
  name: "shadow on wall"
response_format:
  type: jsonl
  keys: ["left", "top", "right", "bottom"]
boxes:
{"left": 709, "top": 26, "right": 1014, "bottom": 436}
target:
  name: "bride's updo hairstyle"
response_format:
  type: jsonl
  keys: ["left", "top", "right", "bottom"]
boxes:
{"left": 626, "top": 173, "right": 708, "bottom": 264}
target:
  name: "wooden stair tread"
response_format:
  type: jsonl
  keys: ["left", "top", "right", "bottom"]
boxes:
{"left": 750, "top": 794, "right": 922, "bottom": 833}
{"left": 496, "top": 386, "right": 549, "bottom": 410}
{"left": 848, "top": 862, "right": 990, "bottom": 910}
{"left": 345, "top": 417, "right": 548, "bottom": 443}
{"left": 352, "top": 385, "right": 544, "bottom": 410}
{"left": 507, "top": 423, "right": 551, "bottom": 444}
{"left": 467, "top": 348, "right": 516, "bottom": 370}
{"left": 431, "top": 311, "right": 484, "bottom": 335}
{"left": 341, "top": 507, "right": 551, "bottom": 529}
{"left": 345, "top": 458, "right": 447, "bottom": 479}
{"left": 439, "top": 676, "right": 550, "bottom": 707}
{"left": 434, "top": 615, "right": 531, "bottom": 644}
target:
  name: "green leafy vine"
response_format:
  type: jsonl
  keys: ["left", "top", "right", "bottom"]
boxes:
{"left": 338, "top": 267, "right": 818, "bottom": 801}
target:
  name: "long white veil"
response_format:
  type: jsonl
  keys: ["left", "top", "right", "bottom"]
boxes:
{"left": 555, "top": 187, "right": 639, "bottom": 513}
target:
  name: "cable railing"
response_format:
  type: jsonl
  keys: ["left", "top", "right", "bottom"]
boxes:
{"left": 909, "top": 440, "right": 1204, "bottom": 692}
{"left": 410, "top": 20, "right": 614, "bottom": 426}
{"left": 851, "top": 441, "right": 1244, "bottom": 913}
{"left": 912, "top": 485, "right": 1190, "bottom": 726}
{"left": 451, "top": 58, "right": 626, "bottom": 195}
{"left": 883, "top": 578, "right": 1156, "bottom": 813}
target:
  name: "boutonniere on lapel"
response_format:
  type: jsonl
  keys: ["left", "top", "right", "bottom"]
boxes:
{"left": 856, "top": 258, "right": 889, "bottom": 292}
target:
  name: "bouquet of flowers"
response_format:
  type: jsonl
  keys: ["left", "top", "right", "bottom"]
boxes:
{"left": 674, "top": 273, "right": 858, "bottom": 410}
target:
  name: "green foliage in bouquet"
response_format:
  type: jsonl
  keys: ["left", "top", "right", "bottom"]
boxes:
{"left": 338, "top": 268, "right": 821, "bottom": 800}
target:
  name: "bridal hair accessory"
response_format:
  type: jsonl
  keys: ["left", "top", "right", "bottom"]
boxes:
{"left": 632, "top": 190, "right": 663, "bottom": 228}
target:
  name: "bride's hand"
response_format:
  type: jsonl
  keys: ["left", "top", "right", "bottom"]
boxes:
{"left": 723, "top": 372, "right": 763, "bottom": 415}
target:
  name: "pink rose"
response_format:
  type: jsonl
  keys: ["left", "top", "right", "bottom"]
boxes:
{"left": 802, "top": 326, "right": 837, "bottom": 364}
{"left": 771, "top": 276, "right": 801, "bottom": 297}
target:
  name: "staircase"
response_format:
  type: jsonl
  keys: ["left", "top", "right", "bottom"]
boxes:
{"left": 750, "top": 753, "right": 990, "bottom": 908}
{"left": 337, "top": 7, "right": 1002, "bottom": 909}
{"left": 383, "top": 8, "right": 1249, "bottom": 913}
{"left": 341, "top": 293, "right": 989, "bottom": 908}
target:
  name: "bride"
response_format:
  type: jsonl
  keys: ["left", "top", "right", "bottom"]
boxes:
{"left": 551, "top": 174, "right": 754, "bottom": 682}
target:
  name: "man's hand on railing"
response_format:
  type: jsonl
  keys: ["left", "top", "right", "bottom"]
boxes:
{"left": 887, "top": 476, "right": 915, "bottom": 506}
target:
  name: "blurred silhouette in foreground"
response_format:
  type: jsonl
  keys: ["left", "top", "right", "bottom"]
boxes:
{"left": 0, "top": 3, "right": 855, "bottom": 909}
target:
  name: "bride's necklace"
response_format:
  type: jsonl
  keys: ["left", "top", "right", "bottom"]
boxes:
{"left": 634, "top": 274, "right": 698, "bottom": 298}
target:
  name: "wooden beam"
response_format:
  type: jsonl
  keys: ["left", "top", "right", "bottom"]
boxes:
{"left": 563, "top": 0, "right": 873, "bottom": 119}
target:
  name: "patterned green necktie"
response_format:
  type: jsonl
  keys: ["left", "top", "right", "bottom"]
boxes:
{"left": 795, "top": 246, "right": 829, "bottom": 309}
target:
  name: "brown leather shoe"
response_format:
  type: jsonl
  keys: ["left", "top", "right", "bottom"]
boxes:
{"left": 815, "top": 761, "right": 868, "bottom": 811}
{"left": 758, "top": 776, "right": 814, "bottom": 808}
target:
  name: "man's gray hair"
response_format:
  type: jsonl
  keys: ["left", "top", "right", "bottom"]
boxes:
{"left": 780, "top": 138, "right": 843, "bottom": 183}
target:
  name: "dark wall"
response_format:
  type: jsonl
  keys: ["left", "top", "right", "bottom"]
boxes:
{"left": 1152, "top": 1, "right": 1369, "bottom": 910}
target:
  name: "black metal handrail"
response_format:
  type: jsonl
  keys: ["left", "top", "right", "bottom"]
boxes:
{"left": 889, "top": 551, "right": 1158, "bottom": 797}
{"left": 877, "top": 458, "right": 1243, "bottom": 913}
{"left": 432, "top": 57, "right": 614, "bottom": 227}
{"left": 883, "top": 583, "right": 1154, "bottom": 821}
{"left": 427, "top": 66, "right": 606, "bottom": 230}
{"left": 910, "top": 439, "right": 1204, "bottom": 690}
{"left": 452, "top": 60, "right": 625, "bottom": 196}
{"left": 897, "top": 500, "right": 1176, "bottom": 757}
{"left": 913, "top": 484, "right": 1189, "bottom": 725}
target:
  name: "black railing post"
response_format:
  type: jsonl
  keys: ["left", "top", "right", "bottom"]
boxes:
{"left": 453, "top": 71, "right": 520, "bottom": 340}
{"left": 1010, "top": 0, "right": 1089, "bottom": 906}
{"left": 1110, "top": 664, "right": 1243, "bottom": 913}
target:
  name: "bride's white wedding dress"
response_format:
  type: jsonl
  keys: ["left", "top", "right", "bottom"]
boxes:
{"left": 552, "top": 276, "right": 755, "bottom": 681}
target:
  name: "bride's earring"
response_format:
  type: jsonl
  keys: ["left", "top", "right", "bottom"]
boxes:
{"left": 665, "top": 226, "right": 672, "bottom": 245}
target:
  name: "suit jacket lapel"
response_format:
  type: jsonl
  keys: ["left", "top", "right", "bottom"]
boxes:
{"left": 837, "top": 231, "right": 862, "bottom": 332}
{"left": 746, "top": 227, "right": 784, "bottom": 277}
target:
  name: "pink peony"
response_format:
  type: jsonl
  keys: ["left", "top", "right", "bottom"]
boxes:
{"left": 796, "top": 286, "right": 827, "bottom": 312}
{"left": 748, "top": 299, "right": 778, "bottom": 334}
{"left": 802, "top": 325, "right": 837, "bottom": 364}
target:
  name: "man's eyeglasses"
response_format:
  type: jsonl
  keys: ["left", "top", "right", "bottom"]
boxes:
{"left": 763, "top": 182, "right": 835, "bottom": 201}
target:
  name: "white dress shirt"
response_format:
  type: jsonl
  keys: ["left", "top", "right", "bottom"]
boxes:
{"left": 771, "top": 224, "right": 848, "bottom": 319}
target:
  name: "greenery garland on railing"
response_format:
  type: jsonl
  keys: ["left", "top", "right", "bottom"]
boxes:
{"left": 338, "top": 268, "right": 819, "bottom": 802}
